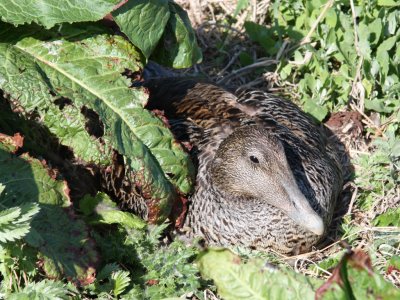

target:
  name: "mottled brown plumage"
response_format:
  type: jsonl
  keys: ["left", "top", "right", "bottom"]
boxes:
{"left": 144, "top": 78, "right": 343, "bottom": 254}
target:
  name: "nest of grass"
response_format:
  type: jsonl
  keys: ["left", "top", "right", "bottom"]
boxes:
{"left": 176, "top": 0, "right": 400, "bottom": 288}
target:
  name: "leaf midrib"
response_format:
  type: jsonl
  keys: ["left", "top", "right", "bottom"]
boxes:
{"left": 15, "top": 42, "right": 181, "bottom": 159}
{"left": 14, "top": 42, "right": 140, "bottom": 144}
{"left": 223, "top": 266, "right": 266, "bottom": 300}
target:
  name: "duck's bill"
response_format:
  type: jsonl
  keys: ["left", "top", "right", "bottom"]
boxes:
{"left": 283, "top": 186, "right": 325, "bottom": 236}
{"left": 287, "top": 206, "right": 325, "bottom": 236}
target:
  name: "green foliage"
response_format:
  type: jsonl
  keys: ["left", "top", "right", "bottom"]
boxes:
{"left": 85, "top": 263, "right": 132, "bottom": 298}
{"left": 373, "top": 207, "right": 400, "bottom": 226}
{"left": 311, "top": 250, "right": 345, "bottom": 276}
{"left": 355, "top": 123, "right": 399, "bottom": 210}
{"left": 234, "top": 0, "right": 250, "bottom": 16}
{"left": 87, "top": 264, "right": 132, "bottom": 297}
{"left": 112, "top": 0, "right": 171, "bottom": 59}
{"left": 245, "top": 1, "right": 400, "bottom": 122}
{"left": 7, "top": 280, "right": 73, "bottom": 300}
{"left": 0, "top": 1, "right": 203, "bottom": 298}
{"left": 378, "top": 0, "right": 400, "bottom": 6}
{"left": 151, "top": 2, "right": 203, "bottom": 68}
{"left": 317, "top": 250, "right": 400, "bottom": 300}
{"left": 198, "top": 248, "right": 400, "bottom": 300}
{"left": 0, "top": 0, "right": 398, "bottom": 299}
{"left": 114, "top": 0, "right": 202, "bottom": 67}
{"left": 91, "top": 223, "right": 204, "bottom": 299}
{"left": 140, "top": 239, "right": 202, "bottom": 299}
{"left": 0, "top": 0, "right": 119, "bottom": 28}
{"left": 0, "top": 203, "right": 40, "bottom": 243}
{"left": 0, "top": 242, "right": 39, "bottom": 296}
{"left": 111, "top": 270, "right": 132, "bottom": 297}
{"left": 0, "top": 0, "right": 201, "bottom": 221}
{"left": 80, "top": 192, "right": 146, "bottom": 229}
{"left": 198, "top": 248, "right": 319, "bottom": 300}
{"left": 0, "top": 136, "right": 98, "bottom": 286}
{"left": 0, "top": 0, "right": 202, "bottom": 67}
{"left": 0, "top": 20, "right": 195, "bottom": 221}
{"left": 0, "top": 132, "right": 203, "bottom": 297}
{"left": 76, "top": 191, "right": 203, "bottom": 298}
{"left": 387, "top": 256, "right": 400, "bottom": 271}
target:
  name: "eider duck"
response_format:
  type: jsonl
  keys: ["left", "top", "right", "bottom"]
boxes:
{"left": 144, "top": 78, "right": 343, "bottom": 254}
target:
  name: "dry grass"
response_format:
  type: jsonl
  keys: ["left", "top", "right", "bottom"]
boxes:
{"left": 177, "top": 0, "right": 400, "bottom": 289}
{"left": 177, "top": 0, "right": 281, "bottom": 91}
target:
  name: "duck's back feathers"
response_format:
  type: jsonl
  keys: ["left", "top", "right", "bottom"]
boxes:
{"left": 144, "top": 79, "right": 244, "bottom": 161}
{"left": 235, "top": 88, "right": 327, "bottom": 149}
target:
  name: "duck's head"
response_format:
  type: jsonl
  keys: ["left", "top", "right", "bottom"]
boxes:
{"left": 210, "top": 125, "right": 324, "bottom": 236}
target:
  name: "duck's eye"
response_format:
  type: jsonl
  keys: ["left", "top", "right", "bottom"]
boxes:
{"left": 249, "top": 155, "right": 259, "bottom": 163}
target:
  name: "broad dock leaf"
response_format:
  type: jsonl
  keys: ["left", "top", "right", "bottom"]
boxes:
{"left": 113, "top": 0, "right": 171, "bottom": 59}
{"left": 151, "top": 2, "right": 202, "bottom": 68}
{"left": 0, "top": 23, "right": 195, "bottom": 222}
{"left": 0, "top": 0, "right": 119, "bottom": 28}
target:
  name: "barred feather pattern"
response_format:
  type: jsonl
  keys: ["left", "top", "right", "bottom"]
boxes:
{"left": 144, "top": 79, "right": 343, "bottom": 254}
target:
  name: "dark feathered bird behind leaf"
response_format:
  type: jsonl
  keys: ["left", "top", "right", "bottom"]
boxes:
{"left": 139, "top": 77, "right": 343, "bottom": 254}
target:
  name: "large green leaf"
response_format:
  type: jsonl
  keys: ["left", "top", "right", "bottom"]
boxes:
{"left": 151, "top": 2, "right": 202, "bottom": 68}
{"left": 80, "top": 192, "right": 146, "bottom": 229}
{"left": 198, "top": 249, "right": 400, "bottom": 300}
{"left": 377, "top": 0, "right": 400, "bottom": 7}
{"left": 197, "top": 248, "right": 318, "bottom": 300}
{"left": 0, "top": 0, "right": 119, "bottom": 28}
{"left": 0, "top": 24, "right": 114, "bottom": 165}
{"left": 0, "top": 133, "right": 98, "bottom": 285}
{"left": 0, "top": 23, "right": 195, "bottom": 222}
{"left": 112, "top": 0, "right": 171, "bottom": 59}
{"left": 376, "top": 36, "right": 397, "bottom": 78}
{"left": 316, "top": 250, "right": 400, "bottom": 300}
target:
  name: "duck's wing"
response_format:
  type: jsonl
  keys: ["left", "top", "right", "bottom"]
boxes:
{"left": 235, "top": 88, "right": 328, "bottom": 151}
{"left": 144, "top": 79, "right": 248, "bottom": 166}
{"left": 145, "top": 79, "right": 242, "bottom": 123}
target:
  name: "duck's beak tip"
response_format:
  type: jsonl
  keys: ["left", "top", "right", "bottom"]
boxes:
{"left": 307, "top": 215, "right": 325, "bottom": 236}
{"left": 286, "top": 197, "right": 325, "bottom": 236}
